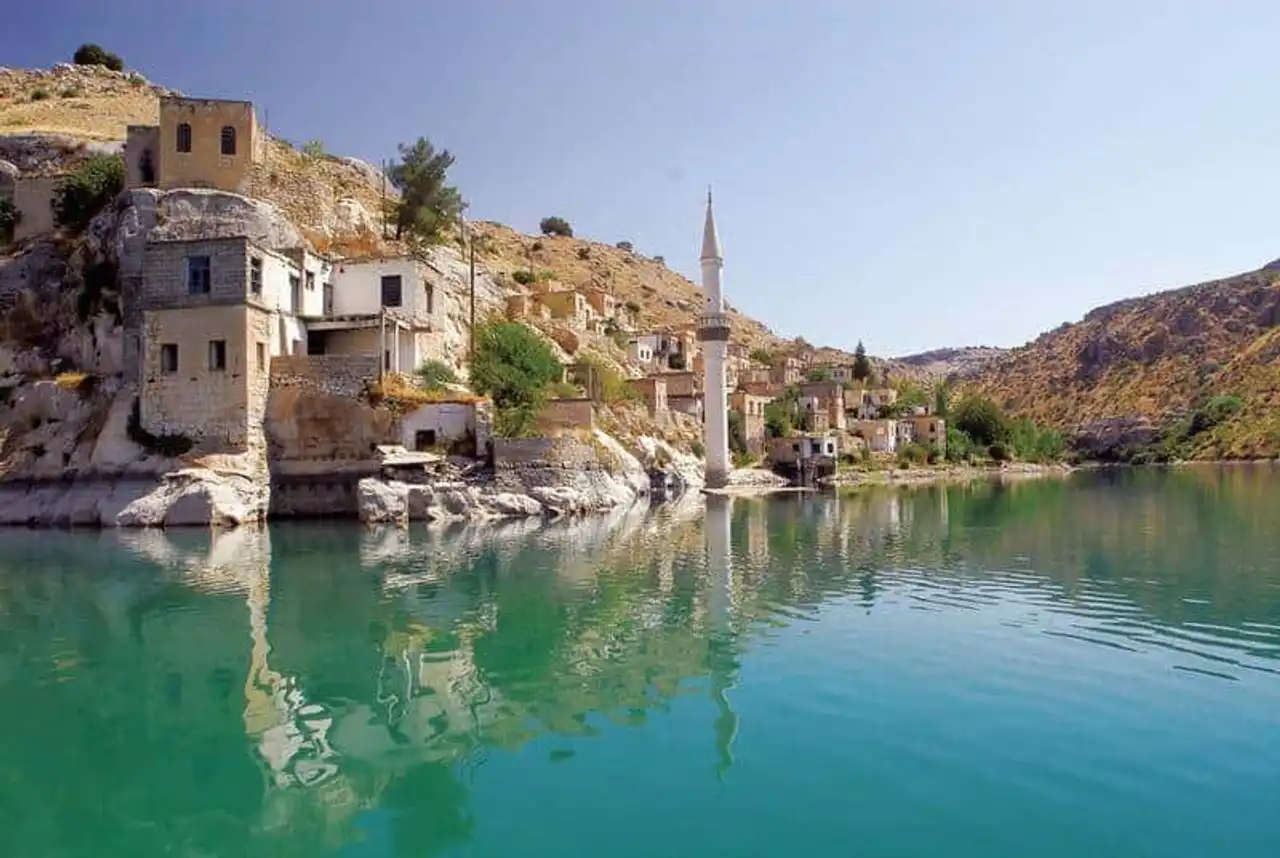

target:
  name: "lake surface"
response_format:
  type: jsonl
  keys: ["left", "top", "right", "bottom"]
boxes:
{"left": 1, "top": 466, "right": 1278, "bottom": 857}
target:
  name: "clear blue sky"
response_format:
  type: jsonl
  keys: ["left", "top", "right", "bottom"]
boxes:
{"left": 6, "top": 1, "right": 1280, "bottom": 356}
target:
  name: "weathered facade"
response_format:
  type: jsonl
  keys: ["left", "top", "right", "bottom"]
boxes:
{"left": 126, "top": 96, "right": 265, "bottom": 194}
{"left": 730, "top": 391, "right": 770, "bottom": 455}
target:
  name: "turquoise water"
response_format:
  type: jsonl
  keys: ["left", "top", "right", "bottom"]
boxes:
{"left": 0, "top": 466, "right": 1278, "bottom": 857}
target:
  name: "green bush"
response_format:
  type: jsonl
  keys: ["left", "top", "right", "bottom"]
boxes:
{"left": 897, "top": 442, "right": 930, "bottom": 467}
{"left": 624, "top": 300, "right": 641, "bottom": 314}
{"left": 530, "top": 240, "right": 544, "bottom": 252}
{"left": 73, "top": 43, "right": 125, "bottom": 71}
{"left": 576, "top": 247, "right": 591, "bottom": 260}
{"left": 952, "top": 394, "right": 1010, "bottom": 447}
{"left": 59, "top": 85, "right": 84, "bottom": 99}
{"left": 616, "top": 240, "right": 633, "bottom": 252}
{"left": 749, "top": 347, "right": 774, "bottom": 365}
{"left": 54, "top": 155, "right": 125, "bottom": 231}
{"left": 30, "top": 88, "right": 51, "bottom": 101}
{"left": 764, "top": 400, "right": 793, "bottom": 438}
{"left": 1189, "top": 394, "right": 1243, "bottom": 435}
{"left": 728, "top": 411, "right": 748, "bottom": 455}
{"left": 1009, "top": 417, "right": 1065, "bottom": 462}
{"left": 0, "top": 198, "right": 19, "bottom": 241}
{"left": 470, "top": 319, "right": 563, "bottom": 437}
{"left": 511, "top": 270, "right": 536, "bottom": 286}
{"left": 539, "top": 216, "right": 573, "bottom": 237}
{"left": 988, "top": 442, "right": 1011, "bottom": 462}
{"left": 690, "top": 440, "right": 706, "bottom": 458}
{"left": 302, "top": 140, "right": 325, "bottom": 158}
{"left": 416, "top": 359, "right": 459, "bottom": 389}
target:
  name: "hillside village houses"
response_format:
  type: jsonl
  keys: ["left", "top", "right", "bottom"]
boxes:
{"left": 5, "top": 84, "right": 949, "bottom": 474}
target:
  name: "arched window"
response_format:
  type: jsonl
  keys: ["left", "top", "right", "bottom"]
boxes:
{"left": 220, "top": 125, "right": 237, "bottom": 156}
{"left": 176, "top": 123, "right": 192, "bottom": 153}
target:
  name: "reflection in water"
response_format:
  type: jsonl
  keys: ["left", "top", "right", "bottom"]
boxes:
{"left": 0, "top": 464, "right": 1277, "bottom": 856}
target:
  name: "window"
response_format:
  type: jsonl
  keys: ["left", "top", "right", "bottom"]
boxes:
{"left": 256, "top": 342, "right": 266, "bottom": 371}
{"left": 160, "top": 343, "right": 178, "bottom": 373}
{"left": 381, "top": 275, "right": 402, "bottom": 307}
{"left": 208, "top": 340, "right": 227, "bottom": 371}
{"left": 384, "top": 350, "right": 392, "bottom": 370}
{"left": 187, "top": 255, "right": 211, "bottom": 294}
{"left": 414, "top": 429, "right": 437, "bottom": 451}
{"left": 220, "top": 125, "right": 236, "bottom": 156}
{"left": 290, "top": 274, "right": 301, "bottom": 310}
{"left": 176, "top": 122, "right": 192, "bottom": 153}
{"left": 249, "top": 257, "right": 263, "bottom": 296}
{"left": 425, "top": 283, "right": 434, "bottom": 314}
{"left": 305, "top": 271, "right": 315, "bottom": 291}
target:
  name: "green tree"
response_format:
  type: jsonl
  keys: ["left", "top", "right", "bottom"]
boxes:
{"left": 749, "top": 347, "right": 774, "bottom": 366}
{"left": 302, "top": 140, "right": 325, "bottom": 158}
{"left": 416, "top": 359, "right": 459, "bottom": 390}
{"left": 386, "top": 137, "right": 463, "bottom": 245}
{"left": 615, "top": 240, "right": 634, "bottom": 252}
{"left": 54, "top": 155, "right": 124, "bottom": 231}
{"left": 852, "top": 341, "right": 872, "bottom": 382}
{"left": 470, "top": 320, "right": 564, "bottom": 436}
{"left": 763, "top": 400, "right": 793, "bottom": 439}
{"left": 728, "top": 411, "right": 748, "bottom": 455}
{"left": 73, "top": 43, "right": 124, "bottom": 71}
{"left": 806, "top": 366, "right": 832, "bottom": 383}
{"left": 933, "top": 382, "right": 951, "bottom": 418}
{"left": 539, "top": 216, "right": 573, "bottom": 237}
{"left": 951, "top": 394, "right": 1010, "bottom": 447}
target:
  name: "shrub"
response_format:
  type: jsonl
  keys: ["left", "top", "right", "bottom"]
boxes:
{"left": 302, "top": 140, "right": 325, "bottom": 158}
{"left": 1188, "top": 394, "right": 1243, "bottom": 435}
{"left": 764, "top": 400, "right": 792, "bottom": 438}
{"left": 0, "top": 198, "right": 19, "bottom": 241}
{"left": 59, "top": 85, "right": 84, "bottom": 99}
{"left": 728, "top": 410, "right": 748, "bottom": 455}
{"left": 54, "top": 155, "right": 125, "bottom": 231}
{"left": 624, "top": 300, "right": 641, "bottom": 314}
{"left": 578, "top": 353, "right": 639, "bottom": 405}
{"left": 470, "top": 319, "right": 563, "bottom": 436}
{"left": 30, "top": 88, "right": 51, "bottom": 101}
{"left": 73, "top": 43, "right": 125, "bottom": 71}
{"left": 511, "top": 270, "right": 536, "bottom": 286}
{"left": 416, "top": 359, "right": 459, "bottom": 389}
{"left": 530, "top": 240, "right": 544, "bottom": 252}
{"left": 539, "top": 216, "right": 573, "bottom": 237}
{"left": 690, "top": 440, "right": 706, "bottom": 458}
{"left": 806, "top": 367, "right": 832, "bottom": 383}
{"left": 576, "top": 247, "right": 591, "bottom": 260}
{"left": 652, "top": 255, "right": 665, "bottom": 265}
{"left": 749, "top": 347, "right": 774, "bottom": 366}
{"left": 616, "top": 240, "right": 633, "bottom": 252}
{"left": 951, "top": 394, "right": 1010, "bottom": 447}
{"left": 732, "top": 450, "right": 758, "bottom": 468}
{"left": 897, "top": 442, "right": 930, "bottom": 467}
{"left": 988, "top": 442, "right": 1011, "bottom": 462}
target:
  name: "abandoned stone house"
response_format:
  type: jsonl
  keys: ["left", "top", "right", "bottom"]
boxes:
{"left": 729, "top": 390, "right": 770, "bottom": 455}
{"left": 0, "top": 163, "right": 63, "bottom": 244}
{"left": 126, "top": 96, "right": 265, "bottom": 194}
{"left": 130, "top": 235, "right": 447, "bottom": 451}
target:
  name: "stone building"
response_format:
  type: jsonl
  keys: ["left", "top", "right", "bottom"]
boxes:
{"left": 132, "top": 237, "right": 279, "bottom": 450}
{"left": 126, "top": 96, "right": 265, "bottom": 194}
{"left": 628, "top": 376, "right": 669, "bottom": 416}
{"left": 729, "top": 391, "right": 770, "bottom": 455}
{"left": 0, "top": 170, "right": 63, "bottom": 244}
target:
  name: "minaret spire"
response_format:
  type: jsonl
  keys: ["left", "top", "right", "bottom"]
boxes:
{"left": 697, "top": 186, "right": 731, "bottom": 489}
{"left": 701, "top": 187, "right": 722, "bottom": 263}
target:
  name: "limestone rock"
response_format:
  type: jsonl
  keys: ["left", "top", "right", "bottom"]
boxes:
{"left": 114, "top": 470, "right": 266, "bottom": 528}
{"left": 358, "top": 477, "right": 407, "bottom": 524}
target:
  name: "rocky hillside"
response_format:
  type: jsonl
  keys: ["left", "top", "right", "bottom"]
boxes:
{"left": 0, "top": 63, "right": 866, "bottom": 366}
{"left": 965, "top": 266, "right": 1280, "bottom": 459}
{"left": 894, "top": 346, "right": 1006, "bottom": 381}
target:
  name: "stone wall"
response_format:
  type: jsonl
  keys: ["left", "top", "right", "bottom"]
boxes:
{"left": 139, "top": 304, "right": 270, "bottom": 451}
{"left": 125, "top": 125, "right": 160, "bottom": 189}
{"left": 12, "top": 175, "right": 60, "bottom": 242}
{"left": 140, "top": 236, "right": 250, "bottom": 309}
{"left": 264, "top": 385, "right": 398, "bottom": 462}
{"left": 536, "top": 397, "right": 594, "bottom": 433}
{"left": 269, "top": 354, "right": 379, "bottom": 399}
{"left": 157, "top": 97, "right": 263, "bottom": 194}
{"left": 494, "top": 436, "right": 600, "bottom": 469}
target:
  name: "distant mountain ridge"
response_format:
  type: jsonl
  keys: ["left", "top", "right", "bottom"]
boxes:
{"left": 964, "top": 263, "right": 1280, "bottom": 459}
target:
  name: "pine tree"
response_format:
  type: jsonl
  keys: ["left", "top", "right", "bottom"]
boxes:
{"left": 852, "top": 341, "right": 872, "bottom": 382}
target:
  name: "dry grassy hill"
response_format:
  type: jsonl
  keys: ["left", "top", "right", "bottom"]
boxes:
{"left": 965, "top": 266, "right": 1280, "bottom": 458}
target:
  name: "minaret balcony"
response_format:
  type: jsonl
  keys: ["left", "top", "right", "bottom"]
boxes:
{"left": 697, "top": 312, "right": 732, "bottom": 342}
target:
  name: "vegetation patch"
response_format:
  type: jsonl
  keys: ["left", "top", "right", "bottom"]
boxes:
{"left": 73, "top": 43, "right": 125, "bottom": 71}
{"left": 469, "top": 319, "right": 564, "bottom": 438}
{"left": 54, "top": 155, "right": 125, "bottom": 231}
{"left": 539, "top": 216, "right": 573, "bottom": 238}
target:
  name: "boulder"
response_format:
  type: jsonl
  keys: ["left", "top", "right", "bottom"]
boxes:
{"left": 114, "top": 470, "right": 266, "bottom": 528}
{"left": 358, "top": 477, "right": 407, "bottom": 524}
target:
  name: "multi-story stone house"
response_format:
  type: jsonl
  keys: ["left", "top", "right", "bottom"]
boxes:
{"left": 629, "top": 330, "right": 696, "bottom": 371}
{"left": 799, "top": 380, "right": 847, "bottom": 432}
{"left": 536, "top": 289, "right": 594, "bottom": 330}
{"left": 845, "top": 386, "right": 899, "bottom": 420}
{"left": 769, "top": 356, "right": 803, "bottom": 387}
{"left": 126, "top": 96, "right": 266, "bottom": 194}
{"left": 851, "top": 419, "right": 899, "bottom": 454}
{"left": 729, "top": 391, "right": 770, "bottom": 455}
{"left": 129, "top": 238, "right": 445, "bottom": 452}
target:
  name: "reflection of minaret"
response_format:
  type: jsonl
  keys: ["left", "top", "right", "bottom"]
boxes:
{"left": 705, "top": 495, "right": 739, "bottom": 779}
{"left": 698, "top": 189, "right": 732, "bottom": 488}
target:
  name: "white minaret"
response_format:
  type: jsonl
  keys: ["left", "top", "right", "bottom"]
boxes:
{"left": 699, "top": 188, "right": 732, "bottom": 489}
